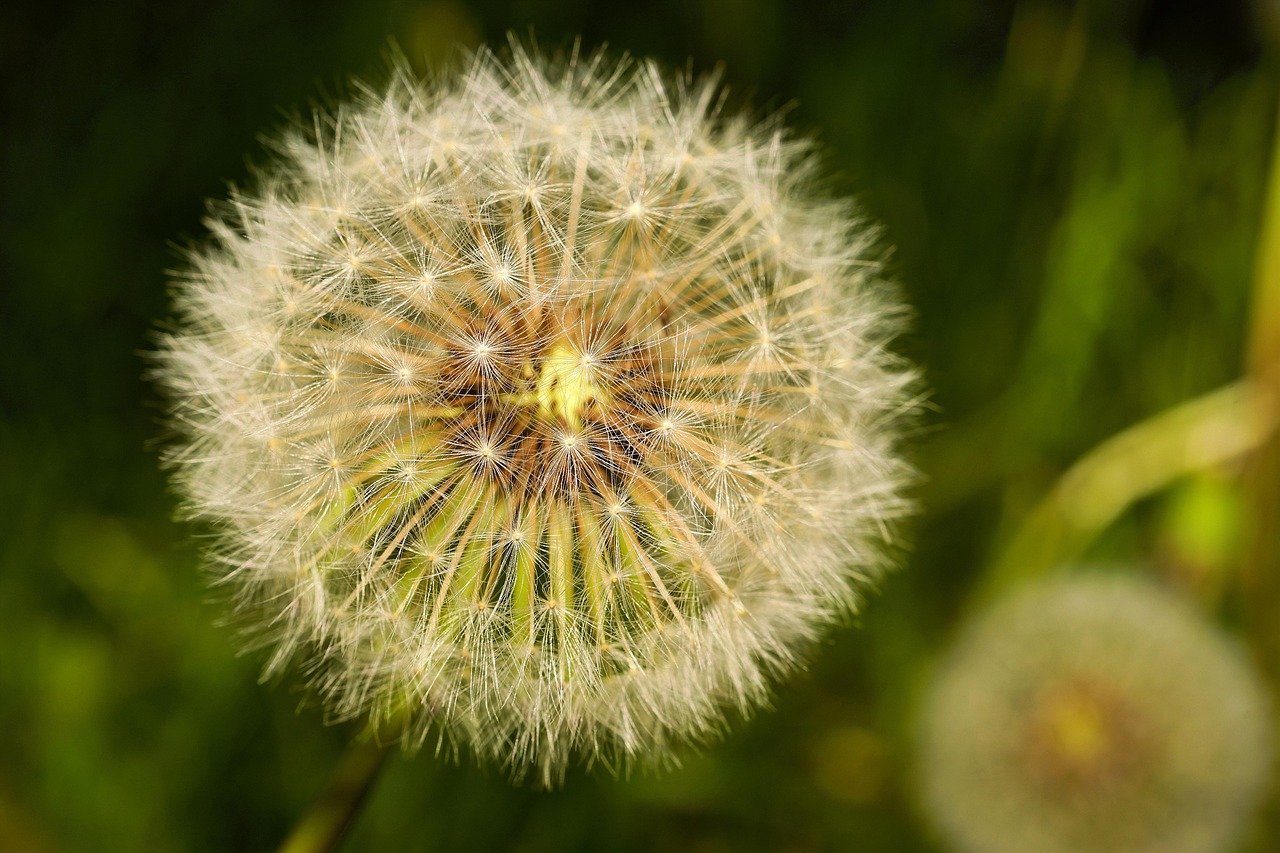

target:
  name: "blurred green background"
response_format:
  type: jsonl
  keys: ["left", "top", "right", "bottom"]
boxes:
{"left": 2, "top": 0, "right": 1277, "bottom": 850}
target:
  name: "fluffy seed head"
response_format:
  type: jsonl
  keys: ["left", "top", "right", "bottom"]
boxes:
{"left": 920, "top": 575, "right": 1273, "bottom": 853}
{"left": 157, "top": 42, "right": 915, "bottom": 782}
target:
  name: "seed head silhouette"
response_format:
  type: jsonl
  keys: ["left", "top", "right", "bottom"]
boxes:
{"left": 921, "top": 575, "right": 1272, "bottom": 853}
{"left": 158, "top": 42, "right": 916, "bottom": 783}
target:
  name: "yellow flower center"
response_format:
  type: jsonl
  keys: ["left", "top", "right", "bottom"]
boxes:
{"left": 1023, "top": 677, "right": 1149, "bottom": 793}
{"left": 1042, "top": 691, "right": 1112, "bottom": 770}
{"left": 535, "top": 341, "right": 608, "bottom": 429}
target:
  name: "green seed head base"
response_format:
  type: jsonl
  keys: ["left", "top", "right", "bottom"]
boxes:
{"left": 158, "top": 42, "right": 915, "bottom": 783}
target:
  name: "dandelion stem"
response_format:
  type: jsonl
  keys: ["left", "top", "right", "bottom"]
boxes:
{"left": 1242, "top": 97, "right": 1280, "bottom": 670}
{"left": 277, "top": 737, "right": 390, "bottom": 853}
{"left": 977, "top": 380, "right": 1277, "bottom": 603}
{"left": 1241, "top": 92, "right": 1280, "bottom": 840}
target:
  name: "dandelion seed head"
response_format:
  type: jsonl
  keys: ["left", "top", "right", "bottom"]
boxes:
{"left": 157, "top": 41, "right": 916, "bottom": 784}
{"left": 920, "top": 575, "right": 1273, "bottom": 853}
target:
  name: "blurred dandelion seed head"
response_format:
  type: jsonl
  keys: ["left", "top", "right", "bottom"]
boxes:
{"left": 157, "top": 41, "right": 916, "bottom": 782}
{"left": 920, "top": 575, "right": 1273, "bottom": 853}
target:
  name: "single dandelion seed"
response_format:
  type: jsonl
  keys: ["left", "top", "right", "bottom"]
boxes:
{"left": 919, "top": 574, "right": 1273, "bottom": 853}
{"left": 156, "top": 40, "right": 916, "bottom": 784}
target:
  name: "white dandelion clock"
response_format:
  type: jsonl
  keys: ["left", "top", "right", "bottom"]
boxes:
{"left": 158, "top": 42, "right": 916, "bottom": 783}
{"left": 920, "top": 574, "right": 1273, "bottom": 853}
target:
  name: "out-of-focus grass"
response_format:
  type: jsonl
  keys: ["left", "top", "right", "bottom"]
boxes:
{"left": 0, "top": 1, "right": 1274, "bottom": 850}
